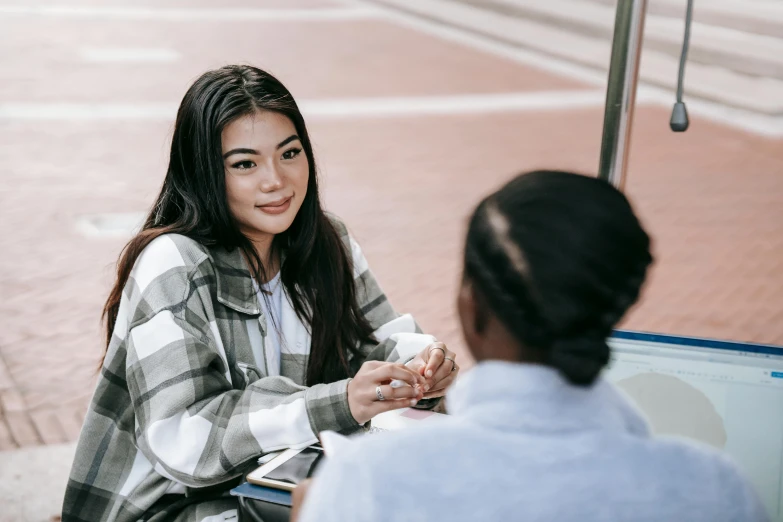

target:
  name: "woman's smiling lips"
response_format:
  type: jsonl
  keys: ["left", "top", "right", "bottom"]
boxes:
{"left": 257, "top": 196, "right": 292, "bottom": 215}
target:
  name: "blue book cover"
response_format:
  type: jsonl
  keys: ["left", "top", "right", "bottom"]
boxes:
{"left": 230, "top": 482, "right": 293, "bottom": 507}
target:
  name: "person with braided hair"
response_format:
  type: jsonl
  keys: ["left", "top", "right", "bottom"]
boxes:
{"left": 293, "top": 170, "right": 769, "bottom": 522}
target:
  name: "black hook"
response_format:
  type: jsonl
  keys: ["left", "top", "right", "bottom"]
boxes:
{"left": 671, "top": 0, "right": 694, "bottom": 132}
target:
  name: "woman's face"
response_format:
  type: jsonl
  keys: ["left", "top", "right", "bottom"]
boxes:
{"left": 222, "top": 110, "right": 309, "bottom": 245}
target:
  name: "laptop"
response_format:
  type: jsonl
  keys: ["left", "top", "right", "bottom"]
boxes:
{"left": 605, "top": 331, "right": 783, "bottom": 522}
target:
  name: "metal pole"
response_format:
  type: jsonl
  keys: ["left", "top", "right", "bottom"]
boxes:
{"left": 598, "top": 0, "right": 648, "bottom": 190}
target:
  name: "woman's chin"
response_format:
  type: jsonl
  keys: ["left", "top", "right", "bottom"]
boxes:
{"left": 250, "top": 214, "right": 297, "bottom": 237}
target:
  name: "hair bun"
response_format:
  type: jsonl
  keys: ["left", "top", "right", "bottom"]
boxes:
{"left": 548, "top": 335, "right": 610, "bottom": 386}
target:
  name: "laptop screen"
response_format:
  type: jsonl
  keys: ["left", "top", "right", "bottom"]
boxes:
{"left": 605, "top": 331, "right": 783, "bottom": 521}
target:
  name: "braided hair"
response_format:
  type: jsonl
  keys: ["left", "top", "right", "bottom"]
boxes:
{"left": 464, "top": 170, "right": 653, "bottom": 386}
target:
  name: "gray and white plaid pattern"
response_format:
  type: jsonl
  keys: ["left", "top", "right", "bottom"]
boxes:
{"left": 62, "top": 216, "right": 435, "bottom": 522}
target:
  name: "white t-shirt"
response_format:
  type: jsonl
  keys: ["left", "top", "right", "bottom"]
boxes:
{"left": 254, "top": 272, "right": 284, "bottom": 376}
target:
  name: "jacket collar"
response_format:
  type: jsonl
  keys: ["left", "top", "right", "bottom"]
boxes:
{"left": 209, "top": 245, "right": 260, "bottom": 316}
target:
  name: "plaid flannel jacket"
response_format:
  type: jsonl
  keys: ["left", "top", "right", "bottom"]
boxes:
{"left": 62, "top": 216, "right": 435, "bottom": 521}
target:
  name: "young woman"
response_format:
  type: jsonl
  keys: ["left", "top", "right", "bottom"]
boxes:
{"left": 62, "top": 65, "right": 458, "bottom": 522}
{"left": 294, "top": 171, "right": 769, "bottom": 522}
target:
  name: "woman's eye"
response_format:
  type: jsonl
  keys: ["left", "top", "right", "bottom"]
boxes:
{"left": 281, "top": 148, "right": 302, "bottom": 160}
{"left": 232, "top": 160, "right": 255, "bottom": 170}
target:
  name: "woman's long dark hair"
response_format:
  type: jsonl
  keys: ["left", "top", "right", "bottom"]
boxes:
{"left": 464, "top": 170, "right": 653, "bottom": 386}
{"left": 103, "top": 65, "right": 375, "bottom": 385}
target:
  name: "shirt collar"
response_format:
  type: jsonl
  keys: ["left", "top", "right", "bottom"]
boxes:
{"left": 447, "top": 360, "right": 650, "bottom": 437}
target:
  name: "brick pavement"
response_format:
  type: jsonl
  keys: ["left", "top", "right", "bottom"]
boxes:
{"left": 1, "top": 1, "right": 782, "bottom": 450}
{"left": 0, "top": 16, "right": 584, "bottom": 103}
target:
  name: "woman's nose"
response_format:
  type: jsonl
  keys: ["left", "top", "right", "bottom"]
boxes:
{"left": 258, "top": 162, "right": 284, "bottom": 193}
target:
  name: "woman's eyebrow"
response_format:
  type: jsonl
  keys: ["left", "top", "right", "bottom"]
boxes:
{"left": 276, "top": 135, "right": 300, "bottom": 149}
{"left": 223, "top": 148, "right": 257, "bottom": 159}
{"left": 222, "top": 136, "right": 299, "bottom": 159}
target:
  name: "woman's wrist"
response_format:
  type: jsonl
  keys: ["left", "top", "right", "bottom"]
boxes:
{"left": 305, "top": 379, "right": 363, "bottom": 436}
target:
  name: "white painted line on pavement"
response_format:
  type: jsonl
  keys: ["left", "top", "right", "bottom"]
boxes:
{"left": 636, "top": 85, "right": 783, "bottom": 137}
{"left": 0, "top": 90, "right": 638, "bottom": 122}
{"left": 0, "top": 5, "right": 378, "bottom": 21}
{"left": 0, "top": 103, "right": 177, "bottom": 120}
{"left": 300, "top": 90, "right": 616, "bottom": 117}
{"left": 80, "top": 47, "right": 180, "bottom": 63}
{"left": 355, "top": 1, "right": 610, "bottom": 87}
{"left": 359, "top": 0, "right": 783, "bottom": 137}
{"left": 75, "top": 213, "right": 145, "bottom": 238}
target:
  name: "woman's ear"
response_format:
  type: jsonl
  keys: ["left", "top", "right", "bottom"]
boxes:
{"left": 457, "top": 278, "right": 487, "bottom": 354}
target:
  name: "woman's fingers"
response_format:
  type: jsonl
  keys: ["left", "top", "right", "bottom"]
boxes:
{"left": 430, "top": 353, "right": 457, "bottom": 388}
{"left": 375, "top": 384, "right": 422, "bottom": 402}
{"left": 428, "top": 371, "right": 457, "bottom": 393}
{"left": 370, "top": 363, "right": 424, "bottom": 386}
{"left": 421, "top": 356, "right": 459, "bottom": 400}
{"left": 423, "top": 342, "right": 447, "bottom": 379}
{"left": 420, "top": 372, "right": 457, "bottom": 399}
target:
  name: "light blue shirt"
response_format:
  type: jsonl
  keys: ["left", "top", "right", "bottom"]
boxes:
{"left": 299, "top": 361, "right": 769, "bottom": 522}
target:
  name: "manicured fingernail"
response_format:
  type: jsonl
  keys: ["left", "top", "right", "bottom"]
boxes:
{"left": 424, "top": 385, "right": 430, "bottom": 392}
{"left": 410, "top": 399, "right": 418, "bottom": 406}
{"left": 426, "top": 370, "right": 433, "bottom": 377}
